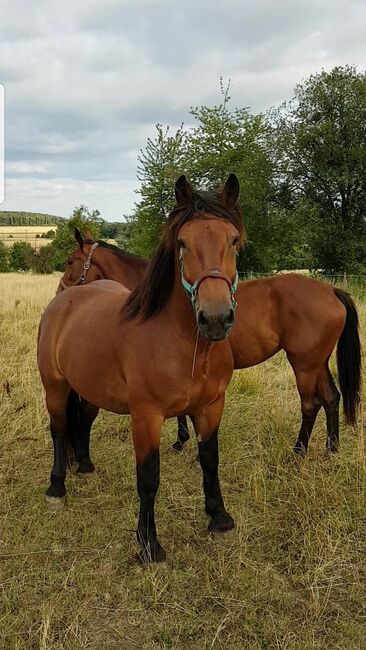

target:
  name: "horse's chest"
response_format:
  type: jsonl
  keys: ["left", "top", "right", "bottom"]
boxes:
{"left": 162, "top": 345, "right": 232, "bottom": 417}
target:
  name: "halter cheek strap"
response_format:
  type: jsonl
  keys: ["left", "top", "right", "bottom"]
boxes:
{"left": 59, "top": 242, "right": 99, "bottom": 290}
{"left": 179, "top": 248, "right": 239, "bottom": 311}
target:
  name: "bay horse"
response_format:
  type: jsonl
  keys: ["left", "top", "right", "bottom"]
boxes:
{"left": 59, "top": 236, "right": 361, "bottom": 459}
{"left": 38, "top": 174, "right": 243, "bottom": 562}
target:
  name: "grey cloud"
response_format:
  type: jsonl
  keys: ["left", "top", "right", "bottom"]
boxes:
{"left": 0, "top": 0, "right": 365, "bottom": 218}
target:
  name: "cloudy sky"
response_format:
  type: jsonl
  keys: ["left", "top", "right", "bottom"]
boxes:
{"left": 1, "top": 0, "right": 365, "bottom": 220}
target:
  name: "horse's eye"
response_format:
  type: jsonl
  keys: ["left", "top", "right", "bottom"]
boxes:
{"left": 232, "top": 236, "right": 239, "bottom": 246}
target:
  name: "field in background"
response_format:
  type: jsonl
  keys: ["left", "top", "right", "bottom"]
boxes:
{"left": 0, "top": 225, "right": 57, "bottom": 249}
{"left": 0, "top": 273, "right": 365, "bottom": 649}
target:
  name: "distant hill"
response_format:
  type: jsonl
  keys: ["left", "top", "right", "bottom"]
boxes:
{"left": 0, "top": 211, "right": 65, "bottom": 226}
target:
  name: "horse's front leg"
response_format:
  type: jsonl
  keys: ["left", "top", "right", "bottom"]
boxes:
{"left": 131, "top": 412, "right": 166, "bottom": 563}
{"left": 193, "top": 396, "right": 234, "bottom": 533}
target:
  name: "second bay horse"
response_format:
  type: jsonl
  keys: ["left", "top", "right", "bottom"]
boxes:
{"left": 59, "top": 234, "right": 361, "bottom": 458}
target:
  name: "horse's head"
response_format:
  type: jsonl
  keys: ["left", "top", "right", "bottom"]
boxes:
{"left": 57, "top": 230, "right": 103, "bottom": 293}
{"left": 175, "top": 174, "right": 243, "bottom": 340}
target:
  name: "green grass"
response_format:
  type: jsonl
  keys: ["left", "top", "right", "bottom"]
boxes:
{"left": 0, "top": 273, "right": 365, "bottom": 649}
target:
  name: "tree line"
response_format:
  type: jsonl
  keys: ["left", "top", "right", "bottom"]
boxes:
{"left": 0, "top": 66, "right": 365, "bottom": 275}
{"left": 0, "top": 212, "right": 65, "bottom": 226}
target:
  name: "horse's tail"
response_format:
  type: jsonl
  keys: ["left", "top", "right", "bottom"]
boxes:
{"left": 65, "top": 389, "right": 80, "bottom": 466}
{"left": 334, "top": 288, "right": 362, "bottom": 425}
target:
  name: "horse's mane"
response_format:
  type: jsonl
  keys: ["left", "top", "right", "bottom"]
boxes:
{"left": 95, "top": 240, "right": 147, "bottom": 264}
{"left": 122, "top": 188, "right": 245, "bottom": 321}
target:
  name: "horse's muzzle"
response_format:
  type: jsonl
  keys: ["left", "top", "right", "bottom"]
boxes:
{"left": 197, "top": 307, "right": 235, "bottom": 340}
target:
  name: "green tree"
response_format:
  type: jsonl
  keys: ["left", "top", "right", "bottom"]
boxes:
{"left": 272, "top": 65, "right": 366, "bottom": 272}
{"left": 129, "top": 83, "right": 275, "bottom": 269}
{"left": 0, "top": 241, "right": 9, "bottom": 272}
{"left": 41, "top": 229, "right": 56, "bottom": 239}
{"left": 130, "top": 124, "right": 187, "bottom": 256}
{"left": 32, "top": 245, "right": 55, "bottom": 274}
{"left": 51, "top": 205, "right": 102, "bottom": 271}
{"left": 10, "top": 242, "right": 35, "bottom": 271}
{"left": 186, "top": 81, "right": 274, "bottom": 270}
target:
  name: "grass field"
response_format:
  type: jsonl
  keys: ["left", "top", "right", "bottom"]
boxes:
{"left": 0, "top": 226, "right": 57, "bottom": 249}
{"left": 0, "top": 273, "right": 365, "bottom": 649}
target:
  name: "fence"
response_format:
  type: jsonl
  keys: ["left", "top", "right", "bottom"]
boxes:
{"left": 238, "top": 271, "right": 366, "bottom": 300}
{"left": 0, "top": 230, "right": 54, "bottom": 250}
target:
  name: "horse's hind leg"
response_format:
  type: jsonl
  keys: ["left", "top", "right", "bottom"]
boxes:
{"left": 172, "top": 416, "right": 190, "bottom": 451}
{"left": 317, "top": 364, "right": 340, "bottom": 453}
{"left": 76, "top": 399, "right": 99, "bottom": 474}
{"left": 290, "top": 362, "right": 321, "bottom": 455}
{"left": 45, "top": 382, "right": 72, "bottom": 508}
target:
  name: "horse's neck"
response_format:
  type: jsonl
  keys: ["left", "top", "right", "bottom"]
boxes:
{"left": 164, "top": 277, "right": 197, "bottom": 332}
{"left": 101, "top": 252, "right": 144, "bottom": 289}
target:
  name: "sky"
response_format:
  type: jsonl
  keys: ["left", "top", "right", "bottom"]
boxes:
{"left": 0, "top": 0, "right": 365, "bottom": 221}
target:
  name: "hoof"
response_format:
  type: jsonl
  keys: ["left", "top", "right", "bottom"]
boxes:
{"left": 326, "top": 443, "right": 339, "bottom": 455}
{"left": 208, "top": 511, "right": 235, "bottom": 533}
{"left": 45, "top": 495, "right": 65, "bottom": 510}
{"left": 138, "top": 540, "right": 166, "bottom": 564}
{"left": 77, "top": 460, "right": 95, "bottom": 474}
{"left": 293, "top": 444, "right": 307, "bottom": 457}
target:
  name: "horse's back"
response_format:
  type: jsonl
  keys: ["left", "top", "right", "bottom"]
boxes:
{"left": 267, "top": 274, "right": 346, "bottom": 358}
{"left": 231, "top": 274, "right": 347, "bottom": 367}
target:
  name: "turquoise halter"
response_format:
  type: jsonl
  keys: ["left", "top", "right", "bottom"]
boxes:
{"left": 179, "top": 247, "right": 239, "bottom": 311}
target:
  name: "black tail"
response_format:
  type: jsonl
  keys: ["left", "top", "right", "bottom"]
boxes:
{"left": 65, "top": 389, "right": 80, "bottom": 467}
{"left": 335, "top": 289, "right": 362, "bottom": 425}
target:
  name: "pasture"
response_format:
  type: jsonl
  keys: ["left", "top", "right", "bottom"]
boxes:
{"left": 0, "top": 273, "right": 365, "bottom": 649}
{"left": 0, "top": 226, "right": 57, "bottom": 250}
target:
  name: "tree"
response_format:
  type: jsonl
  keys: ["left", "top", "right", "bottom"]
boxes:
{"left": 130, "top": 124, "right": 187, "bottom": 256}
{"left": 0, "top": 241, "right": 9, "bottom": 272}
{"left": 32, "top": 245, "right": 55, "bottom": 274}
{"left": 186, "top": 81, "right": 275, "bottom": 271}
{"left": 129, "top": 83, "right": 275, "bottom": 269}
{"left": 272, "top": 66, "right": 366, "bottom": 272}
{"left": 10, "top": 242, "right": 35, "bottom": 271}
{"left": 51, "top": 205, "right": 102, "bottom": 271}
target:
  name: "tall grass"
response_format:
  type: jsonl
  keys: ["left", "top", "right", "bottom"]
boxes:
{"left": 0, "top": 273, "right": 365, "bottom": 649}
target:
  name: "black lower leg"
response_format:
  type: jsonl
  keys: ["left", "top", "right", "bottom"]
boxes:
{"left": 293, "top": 406, "right": 320, "bottom": 455}
{"left": 172, "top": 416, "right": 190, "bottom": 451}
{"left": 76, "top": 400, "right": 97, "bottom": 473}
{"left": 136, "top": 451, "right": 165, "bottom": 562}
{"left": 198, "top": 430, "right": 234, "bottom": 532}
{"left": 46, "top": 419, "right": 67, "bottom": 498}
{"left": 325, "top": 394, "right": 340, "bottom": 453}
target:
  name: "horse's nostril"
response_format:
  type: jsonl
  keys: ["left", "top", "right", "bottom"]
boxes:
{"left": 197, "top": 310, "right": 209, "bottom": 327}
{"left": 226, "top": 309, "right": 235, "bottom": 327}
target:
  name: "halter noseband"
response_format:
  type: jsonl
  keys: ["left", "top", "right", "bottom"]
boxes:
{"left": 59, "top": 242, "right": 99, "bottom": 290}
{"left": 179, "top": 247, "right": 239, "bottom": 311}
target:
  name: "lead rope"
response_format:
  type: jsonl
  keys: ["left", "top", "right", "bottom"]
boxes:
{"left": 191, "top": 329, "right": 200, "bottom": 379}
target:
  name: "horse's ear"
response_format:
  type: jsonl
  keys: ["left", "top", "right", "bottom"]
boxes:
{"left": 222, "top": 173, "right": 240, "bottom": 208}
{"left": 74, "top": 228, "right": 83, "bottom": 249}
{"left": 83, "top": 230, "right": 94, "bottom": 242}
{"left": 175, "top": 175, "right": 193, "bottom": 206}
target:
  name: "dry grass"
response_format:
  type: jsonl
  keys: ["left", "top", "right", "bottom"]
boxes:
{"left": 0, "top": 226, "right": 57, "bottom": 249}
{"left": 0, "top": 273, "right": 365, "bottom": 649}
